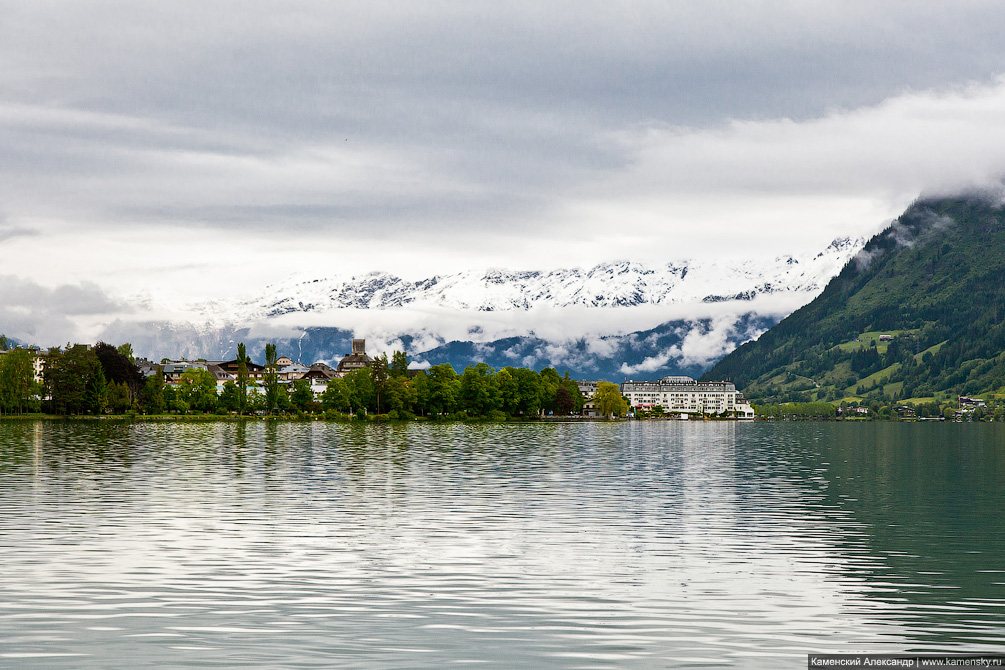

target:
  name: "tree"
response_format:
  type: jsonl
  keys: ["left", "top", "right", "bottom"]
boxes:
{"left": 384, "top": 375, "right": 415, "bottom": 415}
{"left": 425, "top": 364, "right": 459, "bottom": 415}
{"left": 163, "top": 384, "right": 188, "bottom": 413}
{"left": 0, "top": 334, "right": 8, "bottom": 350}
{"left": 263, "top": 343, "right": 280, "bottom": 414}
{"left": 555, "top": 385, "right": 575, "bottom": 415}
{"left": 345, "top": 368, "right": 375, "bottom": 413}
{"left": 45, "top": 345, "right": 106, "bottom": 415}
{"left": 389, "top": 351, "right": 409, "bottom": 379}
{"left": 178, "top": 367, "right": 218, "bottom": 413}
{"left": 0, "top": 348, "right": 38, "bottom": 415}
{"left": 290, "top": 379, "right": 314, "bottom": 412}
{"left": 94, "top": 342, "right": 142, "bottom": 403}
{"left": 459, "top": 363, "right": 500, "bottom": 416}
{"left": 140, "top": 371, "right": 165, "bottom": 414}
{"left": 236, "top": 342, "right": 250, "bottom": 415}
{"left": 370, "top": 353, "right": 389, "bottom": 413}
{"left": 496, "top": 368, "right": 520, "bottom": 414}
{"left": 410, "top": 373, "right": 431, "bottom": 416}
{"left": 107, "top": 382, "right": 131, "bottom": 413}
{"left": 538, "top": 368, "right": 562, "bottom": 414}
{"left": 512, "top": 367, "right": 544, "bottom": 415}
{"left": 116, "top": 342, "right": 135, "bottom": 363}
{"left": 594, "top": 382, "right": 628, "bottom": 419}
{"left": 218, "top": 381, "right": 240, "bottom": 413}
{"left": 321, "top": 377, "right": 358, "bottom": 414}
{"left": 560, "top": 373, "right": 584, "bottom": 413}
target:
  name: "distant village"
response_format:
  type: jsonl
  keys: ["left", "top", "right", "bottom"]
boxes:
{"left": 0, "top": 336, "right": 760, "bottom": 419}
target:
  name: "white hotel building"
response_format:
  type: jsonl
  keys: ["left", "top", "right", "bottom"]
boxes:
{"left": 620, "top": 376, "right": 755, "bottom": 418}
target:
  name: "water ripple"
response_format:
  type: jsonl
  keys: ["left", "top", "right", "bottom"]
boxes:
{"left": 0, "top": 421, "right": 1003, "bottom": 667}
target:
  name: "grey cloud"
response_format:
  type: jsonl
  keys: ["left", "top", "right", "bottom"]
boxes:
{"left": 0, "top": 276, "right": 125, "bottom": 316}
{"left": 4, "top": 1, "right": 1005, "bottom": 240}
{"left": 0, "top": 225, "right": 38, "bottom": 243}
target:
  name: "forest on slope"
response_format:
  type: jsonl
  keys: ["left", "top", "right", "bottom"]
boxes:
{"left": 703, "top": 192, "right": 1005, "bottom": 405}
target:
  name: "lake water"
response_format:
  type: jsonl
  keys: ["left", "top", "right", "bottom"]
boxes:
{"left": 1, "top": 421, "right": 1003, "bottom": 668}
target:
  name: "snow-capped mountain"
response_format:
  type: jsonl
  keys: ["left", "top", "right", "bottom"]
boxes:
{"left": 203, "top": 236, "right": 864, "bottom": 321}
{"left": 107, "top": 236, "right": 866, "bottom": 379}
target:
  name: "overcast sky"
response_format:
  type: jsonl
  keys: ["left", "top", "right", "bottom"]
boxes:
{"left": 5, "top": 1, "right": 1005, "bottom": 342}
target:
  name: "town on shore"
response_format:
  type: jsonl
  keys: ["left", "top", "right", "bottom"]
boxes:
{"left": 0, "top": 335, "right": 986, "bottom": 421}
{"left": 0, "top": 336, "right": 760, "bottom": 421}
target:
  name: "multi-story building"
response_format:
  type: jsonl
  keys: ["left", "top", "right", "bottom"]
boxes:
{"left": 336, "top": 339, "right": 372, "bottom": 374}
{"left": 621, "top": 376, "right": 755, "bottom": 418}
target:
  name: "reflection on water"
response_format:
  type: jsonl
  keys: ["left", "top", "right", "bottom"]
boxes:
{"left": 0, "top": 421, "right": 1003, "bottom": 668}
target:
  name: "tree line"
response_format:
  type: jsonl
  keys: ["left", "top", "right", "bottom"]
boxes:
{"left": 0, "top": 340, "right": 606, "bottom": 419}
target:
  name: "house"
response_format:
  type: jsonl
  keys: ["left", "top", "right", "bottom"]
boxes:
{"left": 278, "top": 363, "right": 311, "bottom": 381}
{"left": 959, "top": 395, "right": 987, "bottom": 407}
{"left": 161, "top": 361, "right": 203, "bottom": 383}
{"left": 302, "top": 364, "right": 336, "bottom": 384}
{"left": 214, "top": 358, "right": 265, "bottom": 380}
{"left": 336, "top": 339, "right": 372, "bottom": 374}
{"left": 576, "top": 380, "right": 601, "bottom": 399}
{"left": 276, "top": 356, "right": 295, "bottom": 368}
{"left": 310, "top": 362, "right": 337, "bottom": 376}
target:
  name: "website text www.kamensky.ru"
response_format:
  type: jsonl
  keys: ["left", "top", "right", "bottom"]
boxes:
{"left": 808, "top": 655, "right": 1005, "bottom": 668}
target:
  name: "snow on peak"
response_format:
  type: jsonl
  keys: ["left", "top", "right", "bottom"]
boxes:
{"left": 191, "top": 238, "right": 866, "bottom": 323}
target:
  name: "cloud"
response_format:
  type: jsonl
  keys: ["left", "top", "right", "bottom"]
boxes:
{"left": 619, "top": 316, "right": 768, "bottom": 375}
{"left": 5, "top": 3, "right": 1005, "bottom": 249}
{"left": 0, "top": 224, "right": 38, "bottom": 243}
{"left": 0, "top": 276, "right": 127, "bottom": 346}
{"left": 5, "top": 1, "right": 1005, "bottom": 331}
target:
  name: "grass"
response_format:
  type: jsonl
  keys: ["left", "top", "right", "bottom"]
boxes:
{"left": 833, "top": 329, "right": 919, "bottom": 355}
{"left": 844, "top": 362, "right": 902, "bottom": 394}
{"left": 914, "top": 340, "right": 948, "bottom": 361}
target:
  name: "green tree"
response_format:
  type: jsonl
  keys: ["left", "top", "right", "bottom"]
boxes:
{"left": 116, "top": 342, "right": 135, "bottom": 363}
{"left": 218, "top": 381, "right": 240, "bottom": 413}
{"left": 512, "top": 367, "right": 544, "bottom": 415}
{"left": 236, "top": 342, "right": 250, "bottom": 415}
{"left": 0, "top": 334, "right": 9, "bottom": 350}
{"left": 107, "top": 382, "right": 131, "bottom": 413}
{"left": 384, "top": 376, "right": 415, "bottom": 415}
{"left": 538, "top": 368, "right": 562, "bottom": 414}
{"left": 290, "top": 379, "right": 314, "bottom": 412}
{"left": 0, "top": 348, "right": 38, "bottom": 415}
{"left": 321, "top": 377, "right": 358, "bottom": 414}
{"left": 178, "top": 367, "right": 218, "bottom": 413}
{"left": 496, "top": 368, "right": 520, "bottom": 415}
{"left": 425, "top": 364, "right": 459, "bottom": 415}
{"left": 560, "top": 373, "right": 584, "bottom": 413}
{"left": 45, "top": 345, "right": 106, "bottom": 415}
{"left": 140, "top": 372, "right": 165, "bottom": 414}
{"left": 263, "top": 343, "right": 279, "bottom": 414}
{"left": 460, "top": 363, "right": 500, "bottom": 416}
{"left": 370, "top": 353, "right": 389, "bottom": 414}
{"left": 345, "top": 368, "right": 375, "bottom": 413}
{"left": 163, "top": 384, "right": 188, "bottom": 413}
{"left": 409, "top": 373, "right": 431, "bottom": 416}
{"left": 389, "top": 351, "right": 409, "bottom": 378}
{"left": 594, "top": 381, "right": 628, "bottom": 419}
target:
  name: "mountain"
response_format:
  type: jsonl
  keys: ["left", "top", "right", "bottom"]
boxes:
{"left": 105, "top": 237, "right": 865, "bottom": 379}
{"left": 196, "top": 237, "right": 864, "bottom": 321}
{"left": 703, "top": 193, "right": 1005, "bottom": 403}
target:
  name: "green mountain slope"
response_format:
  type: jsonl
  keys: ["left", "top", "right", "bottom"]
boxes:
{"left": 703, "top": 193, "right": 1005, "bottom": 404}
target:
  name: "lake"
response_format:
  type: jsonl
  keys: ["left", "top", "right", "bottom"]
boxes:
{"left": 1, "top": 421, "right": 1003, "bottom": 668}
